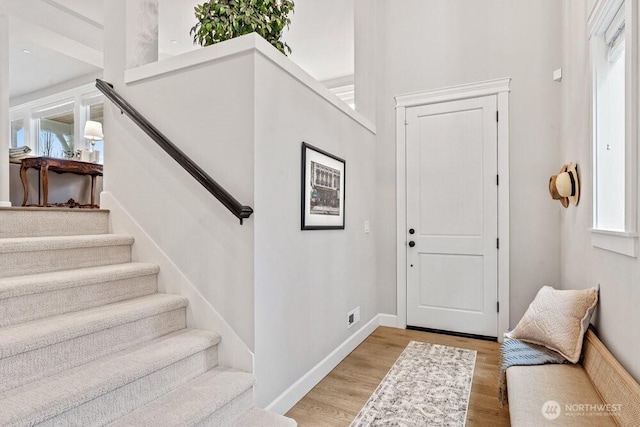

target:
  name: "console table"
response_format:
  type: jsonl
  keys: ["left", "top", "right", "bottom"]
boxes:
{"left": 20, "top": 157, "right": 103, "bottom": 208}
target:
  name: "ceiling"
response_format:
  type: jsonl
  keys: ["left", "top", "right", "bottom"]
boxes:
{"left": 4, "top": 0, "right": 354, "bottom": 102}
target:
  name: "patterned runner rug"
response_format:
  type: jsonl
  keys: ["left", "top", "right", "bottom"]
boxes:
{"left": 351, "top": 341, "right": 477, "bottom": 427}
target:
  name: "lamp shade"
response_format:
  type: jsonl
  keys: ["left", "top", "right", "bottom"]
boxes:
{"left": 84, "top": 120, "right": 103, "bottom": 141}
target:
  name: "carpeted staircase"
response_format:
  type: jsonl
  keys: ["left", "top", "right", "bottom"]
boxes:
{"left": 0, "top": 207, "right": 296, "bottom": 427}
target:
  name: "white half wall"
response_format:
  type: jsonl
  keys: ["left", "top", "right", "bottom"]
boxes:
{"left": 559, "top": 0, "right": 640, "bottom": 382}
{"left": 357, "top": 0, "right": 563, "bottom": 327}
{"left": 103, "top": 53, "right": 257, "bottom": 350}
{"left": 103, "top": 1, "right": 256, "bottom": 350}
{"left": 253, "top": 41, "right": 377, "bottom": 408}
{"left": 103, "top": 6, "right": 379, "bottom": 405}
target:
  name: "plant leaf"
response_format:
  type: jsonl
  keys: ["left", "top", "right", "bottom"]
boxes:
{"left": 192, "top": 0, "right": 295, "bottom": 55}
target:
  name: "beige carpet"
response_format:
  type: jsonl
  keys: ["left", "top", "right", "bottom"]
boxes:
{"left": 0, "top": 208, "right": 296, "bottom": 426}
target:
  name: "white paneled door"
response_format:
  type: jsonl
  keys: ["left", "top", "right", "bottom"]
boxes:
{"left": 406, "top": 95, "right": 498, "bottom": 338}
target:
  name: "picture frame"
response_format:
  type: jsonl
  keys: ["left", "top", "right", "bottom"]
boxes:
{"left": 301, "top": 142, "right": 346, "bottom": 230}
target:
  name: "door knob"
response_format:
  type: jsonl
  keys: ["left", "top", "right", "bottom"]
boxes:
{"left": 409, "top": 228, "right": 415, "bottom": 234}
{"left": 408, "top": 241, "right": 415, "bottom": 247}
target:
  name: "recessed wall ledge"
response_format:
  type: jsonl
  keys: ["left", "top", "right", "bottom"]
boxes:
{"left": 590, "top": 228, "right": 639, "bottom": 257}
{"left": 124, "top": 33, "right": 376, "bottom": 134}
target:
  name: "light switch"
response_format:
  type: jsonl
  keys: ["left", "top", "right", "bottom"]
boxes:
{"left": 364, "top": 220, "right": 370, "bottom": 234}
{"left": 553, "top": 68, "right": 562, "bottom": 82}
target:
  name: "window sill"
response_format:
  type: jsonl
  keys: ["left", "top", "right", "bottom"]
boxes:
{"left": 590, "top": 229, "right": 638, "bottom": 257}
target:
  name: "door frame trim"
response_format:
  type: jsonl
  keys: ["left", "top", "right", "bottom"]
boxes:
{"left": 394, "top": 78, "right": 511, "bottom": 342}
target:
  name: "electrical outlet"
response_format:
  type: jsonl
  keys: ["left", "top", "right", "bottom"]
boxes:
{"left": 347, "top": 306, "right": 361, "bottom": 328}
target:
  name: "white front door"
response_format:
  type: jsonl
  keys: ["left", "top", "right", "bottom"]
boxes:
{"left": 406, "top": 95, "right": 498, "bottom": 338}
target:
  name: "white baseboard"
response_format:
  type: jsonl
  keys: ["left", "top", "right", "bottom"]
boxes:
{"left": 266, "top": 313, "right": 399, "bottom": 415}
{"left": 378, "top": 314, "right": 398, "bottom": 327}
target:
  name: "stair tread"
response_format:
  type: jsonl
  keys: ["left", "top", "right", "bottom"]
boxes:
{"left": 0, "top": 209, "right": 110, "bottom": 238}
{"left": 109, "top": 366, "right": 254, "bottom": 427}
{"left": 0, "top": 262, "right": 159, "bottom": 300}
{"left": 0, "top": 234, "right": 134, "bottom": 253}
{"left": 235, "top": 408, "right": 298, "bottom": 427}
{"left": 0, "top": 329, "right": 221, "bottom": 426}
{"left": 0, "top": 293, "right": 188, "bottom": 358}
{"left": 0, "top": 207, "right": 110, "bottom": 212}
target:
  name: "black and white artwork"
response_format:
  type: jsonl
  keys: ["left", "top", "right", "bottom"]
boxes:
{"left": 301, "top": 142, "right": 345, "bottom": 230}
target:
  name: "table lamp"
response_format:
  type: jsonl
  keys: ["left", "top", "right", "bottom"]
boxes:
{"left": 84, "top": 120, "right": 103, "bottom": 151}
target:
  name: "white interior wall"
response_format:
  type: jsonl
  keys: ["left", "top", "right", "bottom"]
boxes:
{"left": 253, "top": 53, "right": 377, "bottom": 407}
{"left": 353, "top": 0, "right": 377, "bottom": 122}
{"left": 560, "top": 0, "right": 640, "bottom": 381}
{"left": 1, "top": 13, "right": 10, "bottom": 206}
{"left": 103, "top": 0, "right": 256, "bottom": 350}
{"left": 356, "top": 0, "right": 564, "bottom": 327}
{"left": 103, "top": 0, "right": 378, "bottom": 407}
{"left": 101, "top": 16, "right": 378, "bottom": 406}
{"left": 102, "top": 57, "right": 257, "bottom": 349}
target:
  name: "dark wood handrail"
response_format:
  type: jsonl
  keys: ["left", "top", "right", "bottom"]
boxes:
{"left": 95, "top": 79, "right": 253, "bottom": 224}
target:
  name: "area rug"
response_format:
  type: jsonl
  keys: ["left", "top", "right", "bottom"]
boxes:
{"left": 350, "top": 341, "right": 476, "bottom": 427}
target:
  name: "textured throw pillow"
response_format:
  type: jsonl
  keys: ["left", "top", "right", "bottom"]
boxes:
{"left": 506, "top": 286, "right": 598, "bottom": 363}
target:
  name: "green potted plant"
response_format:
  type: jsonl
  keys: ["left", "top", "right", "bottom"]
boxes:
{"left": 191, "top": 0, "right": 295, "bottom": 55}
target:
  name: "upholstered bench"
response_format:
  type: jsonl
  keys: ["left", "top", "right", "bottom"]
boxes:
{"left": 507, "top": 329, "right": 640, "bottom": 426}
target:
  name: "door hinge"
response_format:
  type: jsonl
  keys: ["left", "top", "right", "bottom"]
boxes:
{"left": 496, "top": 238, "right": 500, "bottom": 249}
{"left": 496, "top": 111, "right": 499, "bottom": 122}
{"left": 496, "top": 174, "right": 499, "bottom": 185}
{"left": 497, "top": 301, "right": 500, "bottom": 312}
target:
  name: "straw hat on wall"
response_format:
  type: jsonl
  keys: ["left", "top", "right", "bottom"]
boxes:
{"left": 549, "top": 163, "right": 580, "bottom": 207}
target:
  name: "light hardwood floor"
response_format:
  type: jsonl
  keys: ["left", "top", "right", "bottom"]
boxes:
{"left": 286, "top": 326, "right": 510, "bottom": 426}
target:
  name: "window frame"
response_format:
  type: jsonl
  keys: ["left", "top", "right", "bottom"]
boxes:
{"left": 588, "top": 0, "right": 639, "bottom": 257}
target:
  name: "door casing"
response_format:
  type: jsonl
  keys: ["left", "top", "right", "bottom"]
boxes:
{"left": 395, "top": 78, "right": 511, "bottom": 342}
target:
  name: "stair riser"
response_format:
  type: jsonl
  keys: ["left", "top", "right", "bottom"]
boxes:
{"left": 108, "top": 367, "right": 255, "bottom": 427}
{"left": 0, "top": 274, "right": 158, "bottom": 327}
{"left": 0, "top": 245, "right": 131, "bottom": 278}
{"left": 0, "top": 210, "right": 109, "bottom": 238}
{"left": 197, "top": 389, "right": 253, "bottom": 427}
{"left": 36, "top": 346, "right": 218, "bottom": 426}
{"left": 236, "top": 409, "right": 298, "bottom": 427}
{"left": 0, "top": 308, "right": 186, "bottom": 393}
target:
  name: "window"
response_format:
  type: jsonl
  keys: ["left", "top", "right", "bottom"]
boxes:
{"left": 34, "top": 102, "right": 75, "bottom": 159}
{"left": 10, "top": 119, "right": 24, "bottom": 148}
{"left": 589, "top": 0, "right": 638, "bottom": 256}
{"left": 593, "top": 3, "right": 625, "bottom": 231}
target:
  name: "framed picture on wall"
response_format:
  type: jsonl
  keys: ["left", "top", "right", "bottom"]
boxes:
{"left": 301, "top": 142, "right": 346, "bottom": 230}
